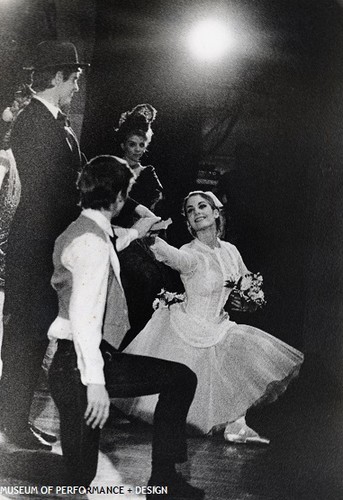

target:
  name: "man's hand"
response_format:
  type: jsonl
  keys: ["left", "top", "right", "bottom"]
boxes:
{"left": 132, "top": 216, "right": 161, "bottom": 239}
{"left": 135, "top": 204, "right": 155, "bottom": 218}
{"left": 84, "top": 384, "right": 110, "bottom": 429}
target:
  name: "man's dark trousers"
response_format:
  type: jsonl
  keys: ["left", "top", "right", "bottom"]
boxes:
{"left": 49, "top": 340, "right": 197, "bottom": 487}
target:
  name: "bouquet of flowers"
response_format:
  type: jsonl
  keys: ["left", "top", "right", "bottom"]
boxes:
{"left": 225, "top": 272, "right": 266, "bottom": 311}
{"left": 152, "top": 289, "right": 185, "bottom": 310}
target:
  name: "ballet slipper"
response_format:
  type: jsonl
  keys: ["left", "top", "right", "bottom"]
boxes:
{"left": 224, "top": 423, "right": 270, "bottom": 445}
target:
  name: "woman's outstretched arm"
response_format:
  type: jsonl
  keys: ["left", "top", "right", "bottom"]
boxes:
{"left": 149, "top": 236, "right": 197, "bottom": 275}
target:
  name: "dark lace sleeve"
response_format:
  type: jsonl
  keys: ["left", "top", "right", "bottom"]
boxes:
{"left": 112, "top": 196, "right": 139, "bottom": 228}
{"left": 130, "top": 165, "right": 163, "bottom": 209}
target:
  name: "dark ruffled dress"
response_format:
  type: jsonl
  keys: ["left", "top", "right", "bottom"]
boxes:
{"left": 113, "top": 164, "right": 183, "bottom": 350}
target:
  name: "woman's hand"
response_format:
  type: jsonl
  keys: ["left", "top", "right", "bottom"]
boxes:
{"left": 149, "top": 218, "right": 172, "bottom": 232}
{"left": 226, "top": 290, "right": 258, "bottom": 313}
{"left": 144, "top": 218, "right": 173, "bottom": 245}
{"left": 132, "top": 216, "right": 161, "bottom": 239}
{"left": 84, "top": 384, "right": 110, "bottom": 429}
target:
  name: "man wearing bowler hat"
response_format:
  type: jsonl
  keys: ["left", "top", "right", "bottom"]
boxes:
{"left": 0, "top": 41, "right": 89, "bottom": 450}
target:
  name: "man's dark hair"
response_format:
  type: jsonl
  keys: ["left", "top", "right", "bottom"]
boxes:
{"left": 32, "top": 66, "right": 81, "bottom": 92}
{"left": 78, "top": 155, "right": 134, "bottom": 210}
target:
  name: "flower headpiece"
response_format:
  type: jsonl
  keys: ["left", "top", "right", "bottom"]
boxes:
{"left": 1, "top": 83, "right": 34, "bottom": 148}
{"left": 115, "top": 103, "right": 157, "bottom": 145}
{"left": 118, "top": 103, "right": 157, "bottom": 127}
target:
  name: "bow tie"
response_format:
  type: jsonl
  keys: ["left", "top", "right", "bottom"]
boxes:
{"left": 109, "top": 233, "right": 118, "bottom": 245}
{"left": 57, "top": 111, "right": 70, "bottom": 127}
{"left": 109, "top": 233, "right": 119, "bottom": 256}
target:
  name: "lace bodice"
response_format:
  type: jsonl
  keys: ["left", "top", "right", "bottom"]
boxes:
{"left": 0, "top": 148, "right": 21, "bottom": 286}
{"left": 151, "top": 237, "right": 248, "bottom": 323}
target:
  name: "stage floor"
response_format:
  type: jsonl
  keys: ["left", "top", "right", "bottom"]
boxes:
{"left": 0, "top": 357, "right": 342, "bottom": 499}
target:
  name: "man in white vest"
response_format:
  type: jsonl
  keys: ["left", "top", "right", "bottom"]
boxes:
{"left": 48, "top": 155, "right": 204, "bottom": 500}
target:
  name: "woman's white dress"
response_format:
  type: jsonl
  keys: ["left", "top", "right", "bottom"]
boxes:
{"left": 115, "top": 237, "right": 304, "bottom": 435}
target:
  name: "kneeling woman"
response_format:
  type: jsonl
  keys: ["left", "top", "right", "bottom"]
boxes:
{"left": 114, "top": 191, "right": 304, "bottom": 443}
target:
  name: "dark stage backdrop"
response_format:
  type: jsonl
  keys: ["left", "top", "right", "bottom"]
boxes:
{"left": 0, "top": 0, "right": 57, "bottom": 139}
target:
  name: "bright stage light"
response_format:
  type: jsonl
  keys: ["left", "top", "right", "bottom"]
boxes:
{"left": 188, "top": 19, "right": 234, "bottom": 61}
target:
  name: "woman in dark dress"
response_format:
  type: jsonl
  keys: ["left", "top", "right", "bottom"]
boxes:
{"left": 112, "top": 104, "right": 183, "bottom": 350}
{"left": 0, "top": 84, "right": 31, "bottom": 376}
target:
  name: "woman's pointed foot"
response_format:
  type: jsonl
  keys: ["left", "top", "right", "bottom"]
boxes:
{"left": 224, "top": 424, "right": 270, "bottom": 445}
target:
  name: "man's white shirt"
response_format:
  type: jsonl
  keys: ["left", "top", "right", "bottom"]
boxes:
{"left": 48, "top": 209, "right": 138, "bottom": 385}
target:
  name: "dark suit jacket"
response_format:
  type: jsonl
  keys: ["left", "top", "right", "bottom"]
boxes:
{"left": 4, "top": 98, "right": 82, "bottom": 339}
{"left": 10, "top": 98, "right": 81, "bottom": 241}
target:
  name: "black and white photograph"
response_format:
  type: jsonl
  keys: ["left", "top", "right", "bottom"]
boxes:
{"left": 0, "top": 1, "right": 342, "bottom": 499}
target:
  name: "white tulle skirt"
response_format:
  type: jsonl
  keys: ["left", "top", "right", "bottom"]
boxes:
{"left": 114, "top": 306, "right": 304, "bottom": 435}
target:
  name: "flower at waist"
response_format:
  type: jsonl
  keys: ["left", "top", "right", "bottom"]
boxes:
{"left": 152, "top": 288, "right": 186, "bottom": 310}
{"left": 225, "top": 272, "right": 266, "bottom": 308}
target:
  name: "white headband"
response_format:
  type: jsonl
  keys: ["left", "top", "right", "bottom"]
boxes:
{"left": 186, "top": 190, "right": 223, "bottom": 209}
{"left": 203, "top": 191, "right": 223, "bottom": 209}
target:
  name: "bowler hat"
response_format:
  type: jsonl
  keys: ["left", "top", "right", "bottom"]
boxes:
{"left": 24, "top": 41, "right": 90, "bottom": 71}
